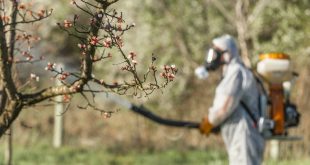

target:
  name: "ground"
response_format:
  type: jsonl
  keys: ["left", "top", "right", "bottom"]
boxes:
{"left": 0, "top": 142, "right": 309, "bottom": 165}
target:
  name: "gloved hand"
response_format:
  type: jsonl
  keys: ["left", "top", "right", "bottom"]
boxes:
{"left": 199, "top": 116, "right": 213, "bottom": 136}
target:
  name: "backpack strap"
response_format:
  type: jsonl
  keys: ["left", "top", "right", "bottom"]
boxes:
{"left": 240, "top": 100, "right": 258, "bottom": 127}
{"left": 239, "top": 68, "right": 262, "bottom": 127}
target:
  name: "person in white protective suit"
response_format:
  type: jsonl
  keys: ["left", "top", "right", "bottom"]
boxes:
{"left": 195, "top": 34, "right": 265, "bottom": 165}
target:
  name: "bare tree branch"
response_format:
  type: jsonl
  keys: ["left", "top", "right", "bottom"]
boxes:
{"left": 208, "top": 0, "right": 235, "bottom": 25}
{"left": 247, "top": 0, "right": 269, "bottom": 26}
{"left": 0, "top": 11, "right": 18, "bottom": 100}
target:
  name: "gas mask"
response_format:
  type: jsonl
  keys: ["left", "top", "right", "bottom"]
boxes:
{"left": 195, "top": 48, "right": 226, "bottom": 79}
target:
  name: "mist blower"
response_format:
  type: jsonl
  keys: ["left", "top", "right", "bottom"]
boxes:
{"left": 256, "top": 53, "right": 300, "bottom": 140}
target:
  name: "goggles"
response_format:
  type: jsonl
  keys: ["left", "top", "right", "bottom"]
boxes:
{"left": 204, "top": 48, "right": 226, "bottom": 71}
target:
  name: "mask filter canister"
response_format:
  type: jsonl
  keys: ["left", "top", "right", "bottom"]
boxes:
{"left": 195, "top": 66, "right": 209, "bottom": 79}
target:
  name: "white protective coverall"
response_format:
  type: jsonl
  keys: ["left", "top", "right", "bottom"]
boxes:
{"left": 208, "top": 35, "right": 265, "bottom": 165}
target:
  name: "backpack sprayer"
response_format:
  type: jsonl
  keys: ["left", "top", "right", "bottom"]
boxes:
{"left": 256, "top": 53, "right": 300, "bottom": 140}
{"left": 105, "top": 53, "right": 300, "bottom": 139}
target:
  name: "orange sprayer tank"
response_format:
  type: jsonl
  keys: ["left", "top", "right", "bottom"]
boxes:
{"left": 257, "top": 53, "right": 291, "bottom": 135}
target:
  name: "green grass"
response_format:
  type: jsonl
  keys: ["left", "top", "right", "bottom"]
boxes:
{"left": 268, "top": 159, "right": 310, "bottom": 165}
{"left": 0, "top": 143, "right": 227, "bottom": 165}
{"left": 0, "top": 143, "right": 309, "bottom": 165}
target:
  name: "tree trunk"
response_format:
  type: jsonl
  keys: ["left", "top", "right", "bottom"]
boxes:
{"left": 4, "top": 127, "right": 13, "bottom": 165}
{"left": 0, "top": 101, "right": 23, "bottom": 137}
{"left": 235, "top": 0, "right": 252, "bottom": 68}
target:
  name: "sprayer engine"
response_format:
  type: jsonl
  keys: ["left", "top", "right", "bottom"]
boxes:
{"left": 256, "top": 53, "right": 300, "bottom": 139}
{"left": 284, "top": 102, "right": 299, "bottom": 128}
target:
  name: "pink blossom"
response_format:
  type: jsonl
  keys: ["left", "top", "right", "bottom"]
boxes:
{"left": 90, "top": 36, "right": 99, "bottom": 46}
{"left": 30, "top": 73, "right": 36, "bottom": 79}
{"left": 45, "top": 62, "right": 56, "bottom": 71}
{"left": 103, "top": 112, "right": 111, "bottom": 119}
{"left": 78, "top": 43, "right": 87, "bottom": 49}
{"left": 63, "top": 95, "right": 71, "bottom": 102}
{"left": 128, "top": 51, "right": 136, "bottom": 60}
{"left": 30, "top": 73, "right": 40, "bottom": 82}
{"left": 63, "top": 20, "right": 72, "bottom": 28}
{"left": 103, "top": 38, "right": 112, "bottom": 48}
{"left": 132, "top": 59, "right": 138, "bottom": 65}
{"left": 168, "top": 73, "right": 175, "bottom": 81}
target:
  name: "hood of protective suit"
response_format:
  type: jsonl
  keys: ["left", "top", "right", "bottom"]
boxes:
{"left": 194, "top": 34, "right": 242, "bottom": 79}
{"left": 212, "top": 34, "right": 242, "bottom": 64}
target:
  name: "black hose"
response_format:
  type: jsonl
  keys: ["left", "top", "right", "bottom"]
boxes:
{"left": 131, "top": 105, "right": 200, "bottom": 129}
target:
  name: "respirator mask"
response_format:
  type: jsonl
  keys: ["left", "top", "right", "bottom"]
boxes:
{"left": 195, "top": 48, "right": 226, "bottom": 79}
